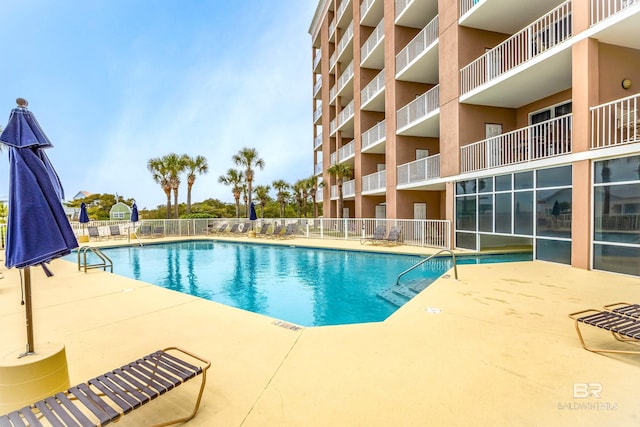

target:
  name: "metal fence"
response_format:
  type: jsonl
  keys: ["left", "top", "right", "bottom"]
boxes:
{"left": 71, "top": 217, "right": 451, "bottom": 249}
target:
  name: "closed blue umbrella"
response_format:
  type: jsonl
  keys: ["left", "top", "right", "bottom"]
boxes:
{"left": 131, "top": 202, "right": 139, "bottom": 223}
{"left": 0, "top": 98, "right": 78, "bottom": 355}
{"left": 79, "top": 202, "right": 89, "bottom": 235}
{"left": 249, "top": 202, "right": 257, "bottom": 221}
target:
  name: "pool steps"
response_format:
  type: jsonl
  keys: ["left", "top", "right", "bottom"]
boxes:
{"left": 376, "top": 278, "right": 433, "bottom": 307}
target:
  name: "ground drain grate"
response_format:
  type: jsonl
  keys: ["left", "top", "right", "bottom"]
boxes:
{"left": 272, "top": 320, "right": 303, "bottom": 331}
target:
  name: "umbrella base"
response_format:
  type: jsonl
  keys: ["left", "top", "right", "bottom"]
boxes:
{"left": 0, "top": 342, "right": 70, "bottom": 414}
{"left": 78, "top": 235, "right": 89, "bottom": 243}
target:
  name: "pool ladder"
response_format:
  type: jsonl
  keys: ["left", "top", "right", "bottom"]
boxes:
{"left": 396, "top": 249, "right": 458, "bottom": 286}
{"left": 77, "top": 246, "right": 113, "bottom": 273}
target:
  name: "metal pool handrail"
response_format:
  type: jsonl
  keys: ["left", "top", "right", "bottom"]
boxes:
{"left": 396, "top": 249, "right": 458, "bottom": 286}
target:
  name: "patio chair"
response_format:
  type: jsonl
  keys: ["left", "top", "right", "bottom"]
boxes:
{"left": 569, "top": 302, "right": 640, "bottom": 355}
{"left": 0, "top": 347, "right": 211, "bottom": 427}
{"left": 138, "top": 225, "right": 152, "bottom": 238}
{"left": 87, "top": 226, "right": 102, "bottom": 241}
{"left": 266, "top": 224, "right": 284, "bottom": 238}
{"left": 153, "top": 226, "right": 165, "bottom": 238}
{"left": 384, "top": 226, "right": 402, "bottom": 245}
{"left": 255, "top": 222, "right": 270, "bottom": 237}
{"left": 109, "top": 225, "right": 125, "bottom": 239}
{"left": 361, "top": 225, "right": 387, "bottom": 245}
{"left": 236, "top": 223, "right": 251, "bottom": 236}
{"left": 224, "top": 223, "right": 240, "bottom": 235}
{"left": 278, "top": 223, "right": 298, "bottom": 239}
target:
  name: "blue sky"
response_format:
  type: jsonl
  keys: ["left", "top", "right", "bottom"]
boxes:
{"left": 0, "top": 1, "right": 317, "bottom": 210}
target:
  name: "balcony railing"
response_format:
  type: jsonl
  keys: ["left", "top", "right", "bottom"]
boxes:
{"left": 337, "top": 0, "right": 351, "bottom": 23}
{"left": 337, "top": 99, "right": 355, "bottom": 128}
{"left": 459, "top": 0, "right": 480, "bottom": 17}
{"left": 336, "top": 21, "right": 354, "bottom": 58}
{"left": 361, "top": 69, "right": 385, "bottom": 106}
{"left": 460, "top": 114, "right": 573, "bottom": 173}
{"left": 329, "top": 18, "right": 336, "bottom": 38}
{"left": 362, "top": 170, "right": 386, "bottom": 193}
{"left": 361, "top": 19, "right": 384, "bottom": 63}
{"left": 591, "top": 0, "right": 639, "bottom": 26}
{"left": 397, "top": 154, "right": 441, "bottom": 185}
{"left": 330, "top": 151, "right": 337, "bottom": 165}
{"left": 314, "top": 132, "right": 323, "bottom": 150}
{"left": 313, "top": 50, "right": 322, "bottom": 70}
{"left": 330, "top": 179, "right": 356, "bottom": 199}
{"left": 313, "top": 106, "right": 322, "bottom": 123}
{"left": 315, "top": 161, "right": 323, "bottom": 175}
{"left": 362, "top": 120, "right": 386, "bottom": 151}
{"left": 395, "top": 0, "right": 412, "bottom": 19}
{"left": 337, "top": 60, "right": 354, "bottom": 93}
{"left": 338, "top": 140, "right": 355, "bottom": 161}
{"left": 591, "top": 93, "right": 640, "bottom": 149}
{"left": 330, "top": 51, "right": 337, "bottom": 70}
{"left": 396, "top": 15, "right": 438, "bottom": 74}
{"left": 313, "top": 78, "right": 322, "bottom": 97}
{"left": 460, "top": 1, "right": 572, "bottom": 95}
{"left": 330, "top": 84, "right": 337, "bottom": 102}
{"left": 361, "top": 0, "right": 376, "bottom": 21}
{"left": 397, "top": 85, "right": 440, "bottom": 131}
{"left": 330, "top": 118, "right": 337, "bottom": 135}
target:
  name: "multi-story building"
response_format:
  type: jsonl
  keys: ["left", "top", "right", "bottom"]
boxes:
{"left": 309, "top": 0, "right": 640, "bottom": 276}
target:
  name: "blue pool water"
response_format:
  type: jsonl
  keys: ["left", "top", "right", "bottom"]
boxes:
{"left": 68, "top": 241, "right": 531, "bottom": 326}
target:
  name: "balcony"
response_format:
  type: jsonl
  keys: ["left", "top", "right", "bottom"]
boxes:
{"left": 396, "top": 0, "right": 438, "bottom": 29}
{"left": 330, "top": 51, "right": 337, "bottom": 71}
{"left": 361, "top": 18, "right": 385, "bottom": 69}
{"left": 313, "top": 77, "right": 322, "bottom": 98}
{"left": 330, "top": 117, "right": 338, "bottom": 136}
{"left": 337, "top": 60, "right": 355, "bottom": 98}
{"left": 396, "top": 85, "right": 440, "bottom": 137}
{"left": 460, "top": 1, "right": 572, "bottom": 108}
{"left": 397, "top": 154, "right": 441, "bottom": 186}
{"left": 313, "top": 49, "right": 322, "bottom": 73}
{"left": 313, "top": 105, "right": 322, "bottom": 124}
{"left": 362, "top": 120, "right": 386, "bottom": 153}
{"left": 396, "top": 15, "right": 439, "bottom": 83}
{"left": 361, "top": 0, "right": 384, "bottom": 26}
{"left": 330, "top": 179, "right": 356, "bottom": 200}
{"left": 336, "top": 21, "right": 354, "bottom": 64}
{"left": 460, "top": 0, "right": 564, "bottom": 34}
{"left": 591, "top": 0, "right": 639, "bottom": 25}
{"left": 460, "top": 114, "right": 572, "bottom": 173}
{"left": 591, "top": 93, "right": 640, "bottom": 149}
{"left": 330, "top": 84, "right": 337, "bottom": 104}
{"left": 314, "top": 131, "right": 323, "bottom": 150}
{"left": 329, "top": 18, "right": 336, "bottom": 39}
{"left": 362, "top": 170, "right": 386, "bottom": 194}
{"left": 589, "top": 0, "right": 640, "bottom": 51}
{"left": 337, "top": 0, "right": 353, "bottom": 28}
{"left": 315, "top": 161, "right": 323, "bottom": 176}
{"left": 338, "top": 140, "right": 356, "bottom": 162}
{"left": 361, "top": 69, "right": 385, "bottom": 111}
{"left": 337, "top": 99, "right": 355, "bottom": 136}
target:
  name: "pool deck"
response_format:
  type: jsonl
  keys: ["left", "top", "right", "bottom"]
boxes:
{"left": 1, "top": 235, "right": 639, "bottom": 426}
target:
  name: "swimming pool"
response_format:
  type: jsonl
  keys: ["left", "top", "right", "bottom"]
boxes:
{"left": 69, "top": 241, "right": 531, "bottom": 327}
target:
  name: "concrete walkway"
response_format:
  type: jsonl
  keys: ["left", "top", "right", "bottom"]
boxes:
{"left": 1, "top": 237, "right": 639, "bottom": 426}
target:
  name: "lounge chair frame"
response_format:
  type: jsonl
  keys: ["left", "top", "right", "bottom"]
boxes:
{"left": 569, "top": 302, "right": 640, "bottom": 355}
{"left": 0, "top": 347, "right": 211, "bottom": 427}
{"left": 361, "top": 225, "right": 387, "bottom": 245}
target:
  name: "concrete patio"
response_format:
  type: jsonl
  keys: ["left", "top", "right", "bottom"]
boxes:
{"left": 0, "top": 236, "right": 639, "bottom": 426}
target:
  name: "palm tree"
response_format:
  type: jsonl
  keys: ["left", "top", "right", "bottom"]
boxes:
{"left": 147, "top": 157, "right": 172, "bottom": 218}
{"left": 253, "top": 185, "right": 271, "bottom": 218}
{"left": 307, "top": 175, "right": 319, "bottom": 218}
{"left": 292, "top": 180, "right": 305, "bottom": 217}
{"left": 232, "top": 147, "right": 264, "bottom": 216}
{"left": 164, "top": 153, "right": 188, "bottom": 219}
{"left": 272, "top": 179, "right": 290, "bottom": 218}
{"left": 326, "top": 162, "right": 353, "bottom": 219}
{"left": 185, "top": 155, "right": 208, "bottom": 214}
{"left": 218, "top": 169, "right": 244, "bottom": 218}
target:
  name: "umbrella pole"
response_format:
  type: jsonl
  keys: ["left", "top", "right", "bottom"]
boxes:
{"left": 21, "top": 267, "right": 36, "bottom": 356}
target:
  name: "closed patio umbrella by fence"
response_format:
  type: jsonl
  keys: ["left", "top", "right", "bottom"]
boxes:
{"left": 79, "top": 202, "right": 89, "bottom": 235}
{"left": 249, "top": 202, "right": 257, "bottom": 221}
{"left": 0, "top": 98, "right": 78, "bottom": 356}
